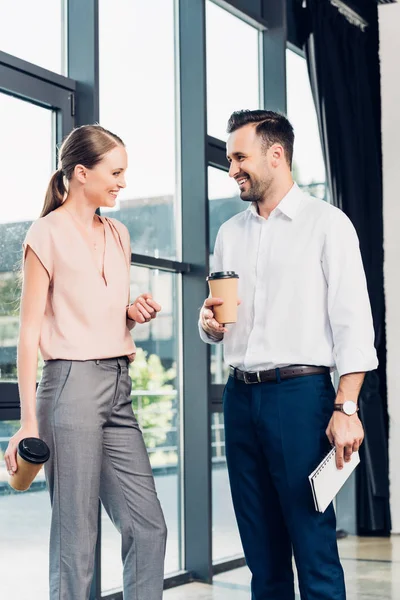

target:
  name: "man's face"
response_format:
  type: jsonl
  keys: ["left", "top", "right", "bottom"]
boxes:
{"left": 226, "top": 124, "right": 273, "bottom": 203}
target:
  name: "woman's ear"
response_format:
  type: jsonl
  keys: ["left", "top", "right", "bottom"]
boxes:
{"left": 73, "top": 164, "right": 87, "bottom": 184}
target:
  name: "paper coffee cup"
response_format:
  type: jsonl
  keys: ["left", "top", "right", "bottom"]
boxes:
{"left": 207, "top": 271, "right": 239, "bottom": 324}
{"left": 8, "top": 437, "right": 50, "bottom": 492}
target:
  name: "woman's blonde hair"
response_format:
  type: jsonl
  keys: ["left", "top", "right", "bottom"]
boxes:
{"left": 41, "top": 124, "right": 125, "bottom": 218}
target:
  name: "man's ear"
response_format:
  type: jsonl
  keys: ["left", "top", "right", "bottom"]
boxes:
{"left": 270, "top": 143, "right": 284, "bottom": 168}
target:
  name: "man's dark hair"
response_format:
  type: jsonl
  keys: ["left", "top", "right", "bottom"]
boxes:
{"left": 227, "top": 110, "right": 294, "bottom": 168}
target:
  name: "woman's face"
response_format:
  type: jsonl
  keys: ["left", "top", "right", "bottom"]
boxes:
{"left": 83, "top": 145, "right": 128, "bottom": 208}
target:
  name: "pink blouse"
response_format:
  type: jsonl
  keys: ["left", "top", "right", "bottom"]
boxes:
{"left": 23, "top": 210, "right": 136, "bottom": 361}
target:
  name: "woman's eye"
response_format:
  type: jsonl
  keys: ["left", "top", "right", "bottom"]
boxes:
{"left": 113, "top": 171, "right": 121, "bottom": 176}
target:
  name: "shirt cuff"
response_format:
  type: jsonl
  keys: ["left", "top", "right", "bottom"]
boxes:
{"left": 334, "top": 347, "right": 378, "bottom": 377}
{"left": 198, "top": 320, "right": 224, "bottom": 345}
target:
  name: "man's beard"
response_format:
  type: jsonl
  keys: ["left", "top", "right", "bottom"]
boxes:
{"left": 239, "top": 177, "right": 269, "bottom": 203}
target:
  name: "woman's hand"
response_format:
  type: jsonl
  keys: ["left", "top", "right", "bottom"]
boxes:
{"left": 127, "top": 293, "right": 162, "bottom": 324}
{"left": 4, "top": 421, "right": 39, "bottom": 476}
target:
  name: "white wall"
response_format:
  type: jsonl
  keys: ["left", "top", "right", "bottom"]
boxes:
{"left": 379, "top": 2, "right": 400, "bottom": 533}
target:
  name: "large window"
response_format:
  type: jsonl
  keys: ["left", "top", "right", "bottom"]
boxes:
{"left": 205, "top": 4, "right": 262, "bottom": 565}
{"left": 211, "top": 413, "right": 243, "bottom": 561}
{"left": 286, "top": 48, "right": 327, "bottom": 200}
{"left": 0, "top": 66, "right": 74, "bottom": 599}
{"left": 0, "top": 94, "right": 55, "bottom": 381}
{"left": 98, "top": 3, "right": 182, "bottom": 585}
{"left": 99, "top": 0, "right": 179, "bottom": 260}
{"left": 208, "top": 166, "right": 244, "bottom": 385}
{"left": 0, "top": 421, "right": 50, "bottom": 598}
{"left": 206, "top": 1, "right": 261, "bottom": 141}
{"left": 102, "top": 266, "right": 181, "bottom": 592}
{"left": 129, "top": 267, "right": 181, "bottom": 575}
{"left": 0, "top": 1, "right": 66, "bottom": 74}
{"left": 207, "top": 168, "right": 244, "bottom": 560}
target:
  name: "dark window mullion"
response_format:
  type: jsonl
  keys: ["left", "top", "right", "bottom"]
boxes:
{"left": 131, "top": 254, "right": 191, "bottom": 274}
{"left": 0, "top": 50, "right": 76, "bottom": 91}
{"left": 211, "top": 0, "right": 268, "bottom": 31}
{"left": 207, "top": 135, "right": 229, "bottom": 171}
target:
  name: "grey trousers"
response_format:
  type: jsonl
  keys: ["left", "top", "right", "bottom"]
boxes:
{"left": 37, "top": 357, "right": 167, "bottom": 600}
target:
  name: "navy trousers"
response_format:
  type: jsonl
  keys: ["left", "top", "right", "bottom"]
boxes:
{"left": 223, "top": 371, "right": 346, "bottom": 600}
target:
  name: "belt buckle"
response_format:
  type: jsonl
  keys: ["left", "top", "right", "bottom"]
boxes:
{"left": 243, "top": 371, "right": 261, "bottom": 384}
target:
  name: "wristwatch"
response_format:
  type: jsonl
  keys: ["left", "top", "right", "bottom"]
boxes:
{"left": 333, "top": 400, "right": 359, "bottom": 416}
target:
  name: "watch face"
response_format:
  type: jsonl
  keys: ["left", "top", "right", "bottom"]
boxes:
{"left": 343, "top": 401, "right": 357, "bottom": 416}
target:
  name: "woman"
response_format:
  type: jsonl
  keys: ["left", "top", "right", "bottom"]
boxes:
{"left": 4, "top": 125, "right": 167, "bottom": 600}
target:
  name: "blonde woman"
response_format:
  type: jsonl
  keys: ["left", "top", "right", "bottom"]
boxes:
{"left": 4, "top": 125, "right": 167, "bottom": 600}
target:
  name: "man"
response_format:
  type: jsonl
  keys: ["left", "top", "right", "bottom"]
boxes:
{"left": 199, "top": 110, "right": 378, "bottom": 600}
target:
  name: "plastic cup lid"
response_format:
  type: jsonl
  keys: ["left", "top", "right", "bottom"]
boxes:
{"left": 18, "top": 438, "right": 50, "bottom": 464}
{"left": 206, "top": 271, "right": 239, "bottom": 280}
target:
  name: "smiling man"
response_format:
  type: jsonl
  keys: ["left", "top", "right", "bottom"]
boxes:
{"left": 199, "top": 110, "right": 378, "bottom": 600}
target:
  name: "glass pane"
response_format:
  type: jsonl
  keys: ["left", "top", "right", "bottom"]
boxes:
{"left": 208, "top": 166, "right": 244, "bottom": 384}
{"left": 0, "top": 420, "right": 51, "bottom": 598}
{"left": 99, "top": 0, "right": 178, "bottom": 260}
{"left": 102, "top": 267, "right": 181, "bottom": 593}
{"left": 0, "top": 94, "right": 54, "bottom": 381}
{"left": 206, "top": 1, "right": 260, "bottom": 141}
{"left": 212, "top": 412, "right": 243, "bottom": 561}
{"left": 0, "top": 1, "right": 65, "bottom": 74}
{"left": 286, "top": 49, "right": 327, "bottom": 200}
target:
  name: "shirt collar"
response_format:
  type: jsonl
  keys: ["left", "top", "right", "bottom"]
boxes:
{"left": 248, "top": 182, "right": 303, "bottom": 221}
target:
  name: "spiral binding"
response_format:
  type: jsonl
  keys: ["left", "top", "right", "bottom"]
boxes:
{"left": 313, "top": 448, "right": 336, "bottom": 479}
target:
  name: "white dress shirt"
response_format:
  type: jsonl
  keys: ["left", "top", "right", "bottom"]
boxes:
{"left": 199, "top": 183, "right": 378, "bottom": 377}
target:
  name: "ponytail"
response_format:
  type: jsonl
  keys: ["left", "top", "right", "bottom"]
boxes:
{"left": 40, "top": 170, "right": 66, "bottom": 217}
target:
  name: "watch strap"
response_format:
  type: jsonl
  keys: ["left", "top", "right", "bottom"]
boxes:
{"left": 333, "top": 402, "right": 359, "bottom": 414}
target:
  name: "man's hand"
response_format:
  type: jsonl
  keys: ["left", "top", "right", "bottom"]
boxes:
{"left": 127, "top": 294, "right": 161, "bottom": 324}
{"left": 326, "top": 412, "right": 364, "bottom": 470}
{"left": 200, "top": 297, "right": 227, "bottom": 339}
{"left": 200, "top": 296, "right": 241, "bottom": 339}
{"left": 327, "top": 371, "right": 365, "bottom": 469}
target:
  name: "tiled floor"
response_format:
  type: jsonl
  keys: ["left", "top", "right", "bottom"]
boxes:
{"left": 164, "top": 536, "right": 400, "bottom": 599}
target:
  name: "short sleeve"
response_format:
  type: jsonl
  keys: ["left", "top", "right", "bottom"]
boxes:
{"left": 23, "top": 218, "right": 54, "bottom": 280}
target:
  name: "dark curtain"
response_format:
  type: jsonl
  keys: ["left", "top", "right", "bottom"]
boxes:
{"left": 295, "top": 0, "right": 391, "bottom": 535}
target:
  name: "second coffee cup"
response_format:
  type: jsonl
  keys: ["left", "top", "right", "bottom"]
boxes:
{"left": 8, "top": 437, "right": 50, "bottom": 492}
{"left": 207, "top": 271, "right": 239, "bottom": 324}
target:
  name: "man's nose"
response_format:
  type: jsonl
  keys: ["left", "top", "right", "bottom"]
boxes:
{"left": 229, "top": 161, "right": 240, "bottom": 178}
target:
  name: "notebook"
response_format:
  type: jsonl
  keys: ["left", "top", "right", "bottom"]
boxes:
{"left": 309, "top": 447, "right": 360, "bottom": 513}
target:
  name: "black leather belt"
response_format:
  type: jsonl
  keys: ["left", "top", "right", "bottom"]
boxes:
{"left": 229, "top": 365, "right": 330, "bottom": 384}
